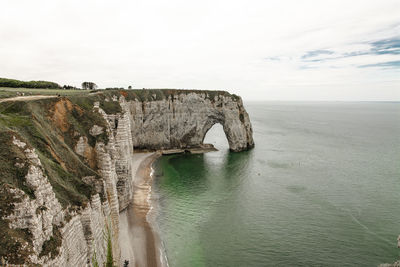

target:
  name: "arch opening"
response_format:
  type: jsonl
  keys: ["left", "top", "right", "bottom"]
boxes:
{"left": 202, "top": 123, "right": 229, "bottom": 151}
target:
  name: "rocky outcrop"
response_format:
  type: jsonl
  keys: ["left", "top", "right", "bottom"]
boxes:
{"left": 0, "top": 89, "right": 254, "bottom": 266}
{"left": 39, "top": 194, "right": 111, "bottom": 267}
{"left": 104, "top": 98, "right": 135, "bottom": 211}
{"left": 3, "top": 137, "right": 112, "bottom": 266}
{"left": 6, "top": 137, "right": 63, "bottom": 263}
{"left": 127, "top": 92, "right": 254, "bottom": 152}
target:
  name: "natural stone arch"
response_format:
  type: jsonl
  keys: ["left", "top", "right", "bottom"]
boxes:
{"left": 201, "top": 121, "right": 228, "bottom": 146}
{"left": 202, "top": 122, "right": 234, "bottom": 152}
{"left": 195, "top": 104, "right": 253, "bottom": 152}
{"left": 200, "top": 115, "right": 225, "bottom": 144}
{"left": 128, "top": 91, "right": 254, "bottom": 152}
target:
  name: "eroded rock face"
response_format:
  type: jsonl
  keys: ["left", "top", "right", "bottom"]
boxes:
{"left": 7, "top": 137, "right": 63, "bottom": 261}
{"left": 4, "top": 138, "right": 110, "bottom": 266}
{"left": 127, "top": 92, "right": 254, "bottom": 152}
{"left": 1, "top": 90, "right": 254, "bottom": 266}
{"left": 104, "top": 97, "right": 135, "bottom": 211}
{"left": 44, "top": 194, "right": 111, "bottom": 267}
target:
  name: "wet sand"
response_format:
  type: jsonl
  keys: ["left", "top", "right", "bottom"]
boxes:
{"left": 119, "top": 152, "right": 163, "bottom": 267}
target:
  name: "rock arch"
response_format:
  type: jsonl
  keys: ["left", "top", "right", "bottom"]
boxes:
{"left": 201, "top": 122, "right": 228, "bottom": 145}
{"left": 127, "top": 91, "right": 254, "bottom": 152}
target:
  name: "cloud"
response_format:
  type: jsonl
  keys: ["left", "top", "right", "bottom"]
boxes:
{"left": 297, "top": 37, "right": 400, "bottom": 69}
{"left": 301, "top": 50, "right": 334, "bottom": 59}
{"left": 370, "top": 38, "right": 400, "bottom": 55}
{"left": 359, "top": 60, "right": 400, "bottom": 68}
{"left": 264, "top": 57, "right": 281, "bottom": 61}
{"left": 0, "top": 0, "right": 399, "bottom": 100}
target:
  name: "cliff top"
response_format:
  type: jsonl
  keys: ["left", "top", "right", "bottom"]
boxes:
{"left": 0, "top": 87, "right": 251, "bottom": 264}
{"left": 102, "top": 88, "right": 241, "bottom": 102}
{"left": 0, "top": 88, "right": 242, "bottom": 208}
{"left": 0, "top": 87, "right": 241, "bottom": 102}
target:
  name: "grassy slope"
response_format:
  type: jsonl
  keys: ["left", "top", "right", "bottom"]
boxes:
{"left": 0, "top": 88, "right": 239, "bottom": 263}
{"left": 0, "top": 88, "right": 238, "bottom": 204}
{"left": 0, "top": 87, "right": 240, "bottom": 101}
{"left": 0, "top": 95, "right": 111, "bottom": 263}
{"left": 0, "top": 87, "right": 90, "bottom": 99}
{"left": 0, "top": 97, "right": 113, "bottom": 207}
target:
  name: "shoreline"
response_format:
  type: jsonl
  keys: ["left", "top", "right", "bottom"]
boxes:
{"left": 119, "top": 152, "right": 164, "bottom": 267}
{"left": 120, "top": 148, "right": 214, "bottom": 267}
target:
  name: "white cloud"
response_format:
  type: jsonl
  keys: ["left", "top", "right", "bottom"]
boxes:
{"left": 0, "top": 0, "right": 399, "bottom": 100}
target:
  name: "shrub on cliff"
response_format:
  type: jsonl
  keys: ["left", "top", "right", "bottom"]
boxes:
{"left": 0, "top": 78, "right": 60, "bottom": 89}
{"left": 82, "top": 82, "right": 98, "bottom": 90}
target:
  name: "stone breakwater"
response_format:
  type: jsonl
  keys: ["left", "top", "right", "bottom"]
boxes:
{"left": 0, "top": 90, "right": 254, "bottom": 266}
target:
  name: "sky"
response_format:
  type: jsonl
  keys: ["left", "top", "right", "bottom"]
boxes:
{"left": 1, "top": 0, "right": 399, "bottom": 101}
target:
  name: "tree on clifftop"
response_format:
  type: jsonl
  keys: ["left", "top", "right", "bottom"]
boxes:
{"left": 81, "top": 81, "right": 97, "bottom": 90}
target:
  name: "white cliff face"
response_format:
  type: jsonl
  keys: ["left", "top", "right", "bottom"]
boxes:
{"left": 7, "top": 137, "right": 63, "bottom": 261}
{"left": 44, "top": 194, "right": 111, "bottom": 267}
{"left": 1, "top": 91, "right": 254, "bottom": 266}
{"left": 126, "top": 92, "right": 254, "bottom": 152}
{"left": 107, "top": 98, "right": 135, "bottom": 211}
{"left": 4, "top": 137, "right": 112, "bottom": 266}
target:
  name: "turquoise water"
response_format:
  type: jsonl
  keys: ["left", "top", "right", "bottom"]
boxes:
{"left": 153, "top": 102, "right": 400, "bottom": 267}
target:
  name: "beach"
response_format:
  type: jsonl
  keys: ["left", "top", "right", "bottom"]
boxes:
{"left": 119, "top": 152, "right": 164, "bottom": 267}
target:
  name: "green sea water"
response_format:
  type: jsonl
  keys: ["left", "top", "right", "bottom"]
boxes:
{"left": 152, "top": 102, "right": 400, "bottom": 267}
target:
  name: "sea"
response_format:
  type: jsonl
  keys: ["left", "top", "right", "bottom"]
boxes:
{"left": 152, "top": 102, "right": 400, "bottom": 267}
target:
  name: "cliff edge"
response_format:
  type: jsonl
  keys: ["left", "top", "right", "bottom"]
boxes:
{"left": 0, "top": 89, "right": 254, "bottom": 266}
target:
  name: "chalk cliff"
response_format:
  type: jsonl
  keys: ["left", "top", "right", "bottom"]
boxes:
{"left": 127, "top": 92, "right": 254, "bottom": 152}
{"left": 0, "top": 89, "right": 254, "bottom": 266}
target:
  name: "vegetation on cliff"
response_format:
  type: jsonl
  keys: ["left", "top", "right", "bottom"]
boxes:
{"left": 0, "top": 96, "right": 111, "bottom": 262}
{"left": 0, "top": 98, "right": 108, "bottom": 207}
{"left": 0, "top": 87, "right": 90, "bottom": 99}
{"left": 116, "top": 88, "right": 241, "bottom": 102}
{"left": 0, "top": 78, "right": 60, "bottom": 89}
{"left": 0, "top": 89, "right": 239, "bottom": 205}
{"left": 0, "top": 88, "right": 244, "bottom": 264}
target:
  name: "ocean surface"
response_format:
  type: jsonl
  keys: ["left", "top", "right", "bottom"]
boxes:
{"left": 152, "top": 102, "right": 400, "bottom": 267}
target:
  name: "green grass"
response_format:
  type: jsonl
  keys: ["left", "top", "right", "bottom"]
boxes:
{"left": 118, "top": 88, "right": 241, "bottom": 102}
{"left": 39, "top": 226, "right": 62, "bottom": 259}
{"left": 0, "top": 131, "right": 33, "bottom": 198}
{"left": 0, "top": 77, "right": 60, "bottom": 89}
{"left": 0, "top": 87, "right": 241, "bottom": 264}
{"left": 0, "top": 87, "right": 241, "bottom": 102}
{"left": 0, "top": 87, "right": 90, "bottom": 99}
{"left": 0, "top": 98, "right": 103, "bottom": 208}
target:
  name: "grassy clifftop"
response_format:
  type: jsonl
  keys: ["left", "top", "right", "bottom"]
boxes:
{"left": 0, "top": 87, "right": 241, "bottom": 101}
{"left": 0, "top": 97, "right": 104, "bottom": 208}
{"left": 0, "top": 88, "right": 241, "bottom": 263}
{"left": 115, "top": 88, "right": 241, "bottom": 102}
{"left": 0, "top": 87, "right": 90, "bottom": 99}
{"left": 0, "top": 88, "right": 239, "bottom": 204}
{"left": 0, "top": 95, "right": 111, "bottom": 263}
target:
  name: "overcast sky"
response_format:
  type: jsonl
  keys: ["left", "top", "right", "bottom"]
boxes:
{"left": 1, "top": 0, "right": 399, "bottom": 101}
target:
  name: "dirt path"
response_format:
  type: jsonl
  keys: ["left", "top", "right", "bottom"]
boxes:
{"left": 0, "top": 95, "right": 57, "bottom": 103}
